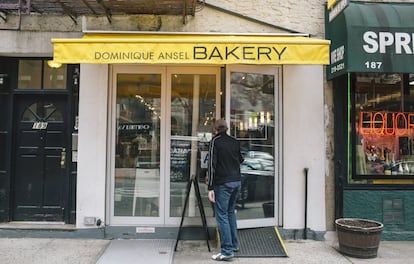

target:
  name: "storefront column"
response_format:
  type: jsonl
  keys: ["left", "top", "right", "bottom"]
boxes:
{"left": 76, "top": 64, "right": 109, "bottom": 228}
{"left": 283, "top": 65, "right": 326, "bottom": 233}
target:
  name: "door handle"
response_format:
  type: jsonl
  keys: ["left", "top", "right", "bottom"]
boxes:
{"left": 61, "top": 148, "right": 66, "bottom": 169}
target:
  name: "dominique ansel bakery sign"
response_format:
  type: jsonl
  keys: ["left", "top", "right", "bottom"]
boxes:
{"left": 94, "top": 45, "right": 288, "bottom": 62}
{"left": 52, "top": 34, "right": 330, "bottom": 65}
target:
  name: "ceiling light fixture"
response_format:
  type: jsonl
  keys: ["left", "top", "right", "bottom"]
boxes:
{"left": 47, "top": 60, "right": 62, "bottom": 69}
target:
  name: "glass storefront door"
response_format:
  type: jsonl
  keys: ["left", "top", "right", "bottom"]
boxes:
{"left": 226, "top": 65, "right": 279, "bottom": 228}
{"left": 166, "top": 67, "right": 220, "bottom": 224}
{"left": 111, "top": 66, "right": 164, "bottom": 225}
{"left": 109, "top": 65, "right": 278, "bottom": 227}
{"left": 110, "top": 66, "right": 220, "bottom": 225}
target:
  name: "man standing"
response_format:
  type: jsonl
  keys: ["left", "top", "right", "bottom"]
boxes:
{"left": 207, "top": 119, "right": 244, "bottom": 261}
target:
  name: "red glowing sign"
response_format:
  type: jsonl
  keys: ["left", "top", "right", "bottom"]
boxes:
{"left": 359, "top": 111, "right": 414, "bottom": 136}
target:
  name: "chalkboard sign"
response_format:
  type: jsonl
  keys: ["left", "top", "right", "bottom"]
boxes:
{"left": 170, "top": 140, "right": 191, "bottom": 182}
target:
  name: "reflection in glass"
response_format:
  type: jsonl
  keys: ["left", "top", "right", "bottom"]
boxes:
{"left": 44, "top": 103, "right": 63, "bottom": 122}
{"left": 114, "top": 74, "right": 161, "bottom": 217}
{"left": 170, "top": 74, "right": 216, "bottom": 218}
{"left": 354, "top": 73, "right": 414, "bottom": 178}
{"left": 18, "top": 60, "right": 42, "bottom": 89}
{"left": 230, "top": 71, "right": 276, "bottom": 219}
{"left": 22, "top": 103, "right": 40, "bottom": 121}
{"left": 18, "top": 60, "right": 67, "bottom": 90}
{"left": 22, "top": 102, "right": 63, "bottom": 122}
{"left": 44, "top": 64, "right": 67, "bottom": 89}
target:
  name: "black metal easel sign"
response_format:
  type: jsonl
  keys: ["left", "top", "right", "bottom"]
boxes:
{"left": 174, "top": 174, "right": 211, "bottom": 252}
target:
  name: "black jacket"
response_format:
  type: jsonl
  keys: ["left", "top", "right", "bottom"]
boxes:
{"left": 207, "top": 132, "right": 244, "bottom": 190}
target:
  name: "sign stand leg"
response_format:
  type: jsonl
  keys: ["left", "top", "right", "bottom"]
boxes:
{"left": 174, "top": 175, "right": 211, "bottom": 252}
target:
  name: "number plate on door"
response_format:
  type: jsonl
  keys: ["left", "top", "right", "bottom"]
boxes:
{"left": 32, "top": 122, "right": 48, "bottom": 130}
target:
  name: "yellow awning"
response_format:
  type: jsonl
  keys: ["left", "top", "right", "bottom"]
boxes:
{"left": 52, "top": 33, "right": 330, "bottom": 65}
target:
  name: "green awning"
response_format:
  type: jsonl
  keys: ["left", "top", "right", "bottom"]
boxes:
{"left": 326, "top": 1, "right": 414, "bottom": 80}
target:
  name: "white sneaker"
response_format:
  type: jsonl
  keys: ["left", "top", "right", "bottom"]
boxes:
{"left": 211, "top": 252, "right": 234, "bottom": 261}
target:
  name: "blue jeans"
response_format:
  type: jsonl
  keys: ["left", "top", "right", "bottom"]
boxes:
{"left": 214, "top": 183, "right": 241, "bottom": 256}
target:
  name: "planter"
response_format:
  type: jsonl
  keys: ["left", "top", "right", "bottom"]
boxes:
{"left": 335, "top": 218, "right": 383, "bottom": 258}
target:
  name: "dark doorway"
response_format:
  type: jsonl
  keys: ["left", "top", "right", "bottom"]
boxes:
{"left": 12, "top": 95, "right": 69, "bottom": 221}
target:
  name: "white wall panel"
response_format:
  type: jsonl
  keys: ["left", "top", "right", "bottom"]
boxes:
{"left": 282, "top": 65, "right": 326, "bottom": 231}
{"left": 76, "top": 64, "right": 109, "bottom": 228}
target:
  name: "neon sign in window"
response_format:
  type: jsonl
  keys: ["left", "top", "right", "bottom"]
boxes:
{"left": 353, "top": 73, "right": 414, "bottom": 179}
{"left": 359, "top": 111, "right": 414, "bottom": 136}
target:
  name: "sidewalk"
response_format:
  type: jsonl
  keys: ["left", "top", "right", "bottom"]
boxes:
{"left": 1, "top": 235, "right": 413, "bottom": 264}
{"left": 173, "top": 238, "right": 414, "bottom": 264}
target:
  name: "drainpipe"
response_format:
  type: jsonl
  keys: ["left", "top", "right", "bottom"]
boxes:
{"left": 304, "top": 167, "right": 309, "bottom": 239}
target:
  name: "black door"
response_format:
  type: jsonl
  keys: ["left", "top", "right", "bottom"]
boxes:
{"left": 13, "top": 95, "right": 69, "bottom": 221}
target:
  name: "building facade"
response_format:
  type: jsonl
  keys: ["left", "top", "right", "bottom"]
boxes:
{"left": 3, "top": 0, "right": 388, "bottom": 240}
{"left": 327, "top": 0, "right": 414, "bottom": 240}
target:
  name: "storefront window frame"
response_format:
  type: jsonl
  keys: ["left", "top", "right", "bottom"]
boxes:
{"left": 17, "top": 59, "right": 68, "bottom": 90}
{"left": 349, "top": 72, "right": 414, "bottom": 183}
{"left": 225, "top": 64, "right": 281, "bottom": 228}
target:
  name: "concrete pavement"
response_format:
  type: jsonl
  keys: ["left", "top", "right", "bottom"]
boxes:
{"left": 0, "top": 238, "right": 109, "bottom": 264}
{"left": 1, "top": 233, "right": 414, "bottom": 264}
{"left": 174, "top": 238, "right": 414, "bottom": 264}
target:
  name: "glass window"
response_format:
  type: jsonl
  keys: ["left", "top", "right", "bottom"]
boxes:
{"left": 114, "top": 73, "right": 161, "bottom": 217}
{"left": 44, "top": 63, "right": 67, "bottom": 89}
{"left": 230, "top": 70, "right": 276, "bottom": 219}
{"left": 44, "top": 102, "right": 63, "bottom": 122}
{"left": 353, "top": 73, "right": 414, "bottom": 179}
{"left": 18, "top": 59, "right": 67, "bottom": 90}
{"left": 169, "top": 74, "right": 216, "bottom": 218}
{"left": 21, "top": 102, "right": 63, "bottom": 126}
{"left": 18, "top": 60, "right": 42, "bottom": 89}
{"left": 22, "top": 103, "right": 39, "bottom": 122}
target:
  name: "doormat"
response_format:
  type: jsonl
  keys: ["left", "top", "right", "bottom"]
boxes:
{"left": 96, "top": 239, "right": 174, "bottom": 264}
{"left": 235, "top": 227, "right": 288, "bottom": 257}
